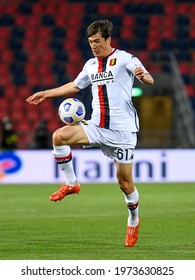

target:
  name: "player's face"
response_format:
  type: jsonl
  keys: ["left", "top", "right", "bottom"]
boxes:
{"left": 88, "top": 33, "right": 112, "bottom": 58}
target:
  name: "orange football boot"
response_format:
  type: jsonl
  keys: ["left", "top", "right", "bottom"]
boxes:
{"left": 49, "top": 183, "right": 80, "bottom": 202}
{"left": 125, "top": 218, "right": 140, "bottom": 247}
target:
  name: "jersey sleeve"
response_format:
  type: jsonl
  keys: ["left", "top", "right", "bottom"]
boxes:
{"left": 74, "top": 62, "right": 91, "bottom": 89}
{"left": 125, "top": 52, "right": 147, "bottom": 74}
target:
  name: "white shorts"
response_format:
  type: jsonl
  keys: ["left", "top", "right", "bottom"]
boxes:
{"left": 81, "top": 121, "right": 137, "bottom": 163}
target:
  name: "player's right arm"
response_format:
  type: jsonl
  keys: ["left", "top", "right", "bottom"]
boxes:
{"left": 26, "top": 82, "right": 80, "bottom": 105}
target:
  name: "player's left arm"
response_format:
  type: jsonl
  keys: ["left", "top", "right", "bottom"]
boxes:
{"left": 125, "top": 53, "right": 154, "bottom": 86}
{"left": 26, "top": 82, "right": 80, "bottom": 105}
{"left": 134, "top": 67, "right": 154, "bottom": 85}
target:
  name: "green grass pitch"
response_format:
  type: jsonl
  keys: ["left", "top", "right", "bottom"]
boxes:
{"left": 0, "top": 182, "right": 194, "bottom": 260}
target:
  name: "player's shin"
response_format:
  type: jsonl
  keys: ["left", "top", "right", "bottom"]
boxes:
{"left": 124, "top": 187, "right": 139, "bottom": 226}
{"left": 52, "top": 145, "right": 77, "bottom": 186}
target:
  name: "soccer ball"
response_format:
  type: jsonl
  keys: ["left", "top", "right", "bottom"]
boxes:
{"left": 58, "top": 98, "right": 86, "bottom": 125}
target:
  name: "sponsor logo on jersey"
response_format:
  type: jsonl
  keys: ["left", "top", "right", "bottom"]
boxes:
{"left": 109, "top": 58, "right": 117, "bottom": 66}
{"left": 91, "top": 71, "right": 114, "bottom": 85}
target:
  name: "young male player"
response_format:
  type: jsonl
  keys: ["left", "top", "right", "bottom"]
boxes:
{"left": 26, "top": 20, "right": 154, "bottom": 247}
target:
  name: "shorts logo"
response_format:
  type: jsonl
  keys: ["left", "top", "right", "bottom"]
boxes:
{"left": 109, "top": 58, "right": 117, "bottom": 66}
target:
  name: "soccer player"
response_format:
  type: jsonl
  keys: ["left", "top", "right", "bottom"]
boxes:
{"left": 26, "top": 20, "right": 154, "bottom": 247}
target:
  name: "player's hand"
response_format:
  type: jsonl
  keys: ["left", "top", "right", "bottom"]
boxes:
{"left": 134, "top": 67, "right": 145, "bottom": 80}
{"left": 26, "top": 91, "right": 46, "bottom": 105}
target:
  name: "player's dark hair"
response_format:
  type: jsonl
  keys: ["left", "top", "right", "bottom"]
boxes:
{"left": 86, "top": 20, "right": 113, "bottom": 39}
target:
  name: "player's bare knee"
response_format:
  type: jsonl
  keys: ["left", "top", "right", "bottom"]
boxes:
{"left": 52, "top": 129, "right": 66, "bottom": 145}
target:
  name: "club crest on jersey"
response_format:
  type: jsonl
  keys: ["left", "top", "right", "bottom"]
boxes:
{"left": 91, "top": 71, "right": 114, "bottom": 85}
{"left": 109, "top": 58, "right": 117, "bottom": 66}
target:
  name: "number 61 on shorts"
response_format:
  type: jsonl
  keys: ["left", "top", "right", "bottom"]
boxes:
{"left": 116, "top": 148, "right": 134, "bottom": 163}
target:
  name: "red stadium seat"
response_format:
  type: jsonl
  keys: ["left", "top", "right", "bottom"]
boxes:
{"left": 190, "top": 51, "right": 195, "bottom": 62}
{"left": 44, "top": 3, "right": 58, "bottom": 15}
{"left": 15, "top": 15, "right": 27, "bottom": 27}
{"left": 0, "top": 63, "right": 9, "bottom": 73}
{"left": 48, "top": 119, "right": 62, "bottom": 133}
{"left": 137, "top": 51, "right": 149, "bottom": 63}
{"left": 26, "top": 75, "right": 40, "bottom": 87}
{"left": 32, "top": 3, "right": 43, "bottom": 15}
{"left": 39, "top": 100, "right": 54, "bottom": 111}
{"left": 98, "top": 2, "right": 124, "bottom": 15}
{"left": 1, "top": 49, "right": 14, "bottom": 63}
{"left": 68, "top": 50, "right": 82, "bottom": 62}
{"left": 163, "top": 16, "right": 176, "bottom": 29}
{"left": 56, "top": 3, "right": 69, "bottom": 15}
{"left": 122, "top": 15, "right": 135, "bottom": 28}
{"left": 37, "top": 27, "right": 51, "bottom": 40}
{"left": 147, "top": 64, "right": 161, "bottom": 74}
{"left": 25, "top": 64, "right": 37, "bottom": 77}
{"left": 3, "top": 84, "right": 17, "bottom": 98}
{"left": 110, "top": 3, "right": 124, "bottom": 14}
{"left": 111, "top": 38, "right": 120, "bottom": 49}
{"left": 0, "top": 97, "right": 9, "bottom": 111}
{"left": 35, "top": 40, "right": 49, "bottom": 52}
{"left": 98, "top": 3, "right": 110, "bottom": 14}
{"left": 63, "top": 40, "right": 78, "bottom": 52}
{"left": 120, "top": 27, "right": 134, "bottom": 40}
{"left": 38, "top": 64, "right": 52, "bottom": 75}
{"left": 147, "top": 39, "right": 160, "bottom": 51}
{"left": 40, "top": 51, "right": 54, "bottom": 63}
{"left": 40, "top": 110, "right": 56, "bottom": 122}
{"left": 16, "top": 121, "right": 31, "bottom": 134}
{"left": 10, "top": 110, "right": 25, "bottom": 125}
{"left": 190, "top": 63, "right": 195, "bottom": 74}
{"left": 190, "top": 3, "right": 195, "bottom": 15}
{"left": 27, "top": 111, "right": 40, "bottom": 127}
{"left": 41, "top": 74, "right": 56, "bottom": 87}
{"left": 66, "top": 28, "right": 80, "bottom": 40}
{"left": 148, "top": 29, "right": 160, "bottom": 39}
{"left": 0, "top": 41, "right": 7, "bottom": 51}
{"left": 11, "top": 98, "right": 24, "bottom": 111}
{"left": 161, "top": 29, "right": 175, "bottom": 39}
{"left": 178, "top": 62, "right": 190, "bottom": 74}
{"left": 26, "top": 52, "right": 40, "bottom": 63}
{"left": 177, "top": 3, "right": 190, "bottom": 14}
{"left": 164, "top": 3, "right": 175, "bottom": 14}
{"left": 69, "top": 3, "right": 85, "bottom": 14}
{"left": 24, "top": 103, "right": 40, "bottom": 115}
{"left": 67, "top": 17, "right": 82, "bottom": 28}
{"left": 184, "top": 84, "right": 194, "bottom": 97}
{"left": 3, "top": 4, "right": 17, "bottom": 14}
{"left": 189, "top": 28, "right": 195, "bottom": 38}
{"left": 18, "top": 85, "right": 32, "bottom": 99}
{"left": 22, "top": 38, "right": 36, "bottom": 52}
{"left": 0, "top": 27, "right": 10, "bottom": 40}
{"left": 66, "top": 63, "right": 82, "bottom": 79}
{"left": 17, "top": 136, "right": 31, "bottom": 149}
{"left": 55, "top": 16, "right": 69, "bottom": 27}
{"left": 25, "top": 27, "right": 38, "bottom": 40}
{"left": 149, "top": 15, "right": 162, "bottom": 27}
{"left": 0, "top": 109, "right": 9, "bottom": 120}
{"left": 26, "top": 15, "right": 40, "bottom": 28}
{"left": 0, "top": 74, "right": 11, "bottom": 87}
